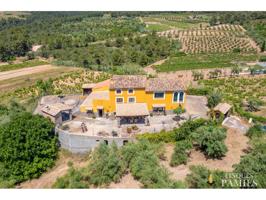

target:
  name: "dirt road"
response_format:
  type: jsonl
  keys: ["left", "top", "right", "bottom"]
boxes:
{"left": 0, "top": 64, "right": 57, "bottom": 82}
{"left": 18, "top": 152, "right": 90, "bottom": 189}
{"left": 144, "top": 59, "right": 167, "bottom": 75}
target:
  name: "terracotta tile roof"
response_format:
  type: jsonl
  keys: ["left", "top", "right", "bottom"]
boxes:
{"left": 214, "top": 103, "right": 232, "bottom": 114}
{"left": 116, "top": 103, "right": 149, "bottom": 117}
{"left": 94, "top": 79, "right": 110, "bottom": 89}
{"left": 110, "top": 75, "right": 147, "bottom": 89}
{"left": 146, "top": 78, "right": 185, "bottom": 92}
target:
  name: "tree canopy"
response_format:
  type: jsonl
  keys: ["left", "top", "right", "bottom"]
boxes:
{"left": 0, "top": 112, "right": 58, "bottom": 187}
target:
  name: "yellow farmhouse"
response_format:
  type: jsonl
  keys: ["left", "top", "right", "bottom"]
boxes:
{"left": 80, "top": 75, "right": 186, "bottom": 120}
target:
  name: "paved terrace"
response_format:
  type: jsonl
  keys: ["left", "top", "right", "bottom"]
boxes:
{"left": 61, "top": 114, "right": 180, "bottom": 138}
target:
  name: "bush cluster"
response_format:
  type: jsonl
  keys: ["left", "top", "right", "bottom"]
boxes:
{"left": 192, "top": 125, "right": 227, "bottom": 159}
{"left": 136, "top": 131, "right": 176, "bottom": 143}
{"left": 170, "top": 140, "right": 193, "bottom": 166}
{"left": 175, "top": 118, "right": 207, "bottom": 141}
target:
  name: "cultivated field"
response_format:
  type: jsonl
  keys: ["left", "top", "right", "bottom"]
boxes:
{"left": 0, "top": 65, "right": 80, "bottom": 92}
{"left": 155, "top": 53, "right": 258, "bottom": 72}
{"left": 200, "top": 75, "right": 266, "bottom": 122}
{"left": 0, "top": 69, "right": 110, "bottom": 112}
{"left": 142, "top": 13, "right": 210, "bottom": 31}
{"left": 158, "top": 24, "right": 259, "bottom": 53}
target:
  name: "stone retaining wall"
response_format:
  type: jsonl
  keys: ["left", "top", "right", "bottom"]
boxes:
{"left": 56, "top": 127, "right": 134, "bottom": 153}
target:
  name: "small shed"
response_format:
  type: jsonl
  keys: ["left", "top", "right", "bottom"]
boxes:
{"left": 214, "top": 103, "right": 232, "bottom": 119}
{"left": 41, "top": 103, "right": 73, "bottom": 125}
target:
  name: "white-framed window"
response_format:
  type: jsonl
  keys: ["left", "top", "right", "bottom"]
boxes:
{"left": 173, "top": 92, "right": 179, "bottom": 102}
{"left": 173, "top": 91, "right": 185, "bottom": 103}
{"left": 128, "top": 96, "right": 136, "bottom": 103}
{"left": 116, "top": 97, "right": 124, "bottom": 104}
{"left": 115, "top": 89, "right": 122, "bottom": 95}
{"left": 153, "top": 92, "right": 165, "bottom": 99}
{"left": 179, "top": 91, "right": 184, "bottom": 103}
{"left": 128, "top": 88, "right": 134, "bottom": 94}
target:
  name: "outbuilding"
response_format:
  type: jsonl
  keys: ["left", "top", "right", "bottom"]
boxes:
{"left": 41, "top": 103, "right": 73, "bottom": 125}
{"left": 214, "top": 103, "right": 232, "bottom": 119}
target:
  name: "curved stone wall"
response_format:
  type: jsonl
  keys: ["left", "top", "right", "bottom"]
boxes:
{"left": 56, "top": 127, "right": 134, "bottom": 153}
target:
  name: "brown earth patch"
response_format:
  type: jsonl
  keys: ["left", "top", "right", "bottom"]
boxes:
{"left": 18, "top": 150, "right": 90, "bottom": 189}
{"left": 160, "top": 128, "right": 249, "bottom": 181}
{"left": 108, "top": 172, "right": 143, "bottom": 189}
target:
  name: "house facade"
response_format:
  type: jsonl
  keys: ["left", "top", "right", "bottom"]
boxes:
{"left": 80, "top": 75, "right": 186, "bottom": 119}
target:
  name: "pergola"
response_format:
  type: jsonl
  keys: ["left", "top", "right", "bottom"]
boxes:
{"left": 116, "top": 103, "right": 149, "bottom": 126}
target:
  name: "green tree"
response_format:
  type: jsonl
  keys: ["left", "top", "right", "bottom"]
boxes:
{"left": 207, "top": 91, "right": 222, "bottom": 108}
{"left": 192, "top": 125, "right": 227, "bottom": 159}
{"left": 233, "top": 137, "right": 266, "bottom": 188}
{"left": 0, "top": 112, "right": 58, "bottom": 186}
{"left": 86, "top": 142, "right": 126, "bottom": 186}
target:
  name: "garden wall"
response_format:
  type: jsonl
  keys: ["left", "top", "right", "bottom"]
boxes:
{"left": 56, "top": 127, "right": 134, "bottom": 153}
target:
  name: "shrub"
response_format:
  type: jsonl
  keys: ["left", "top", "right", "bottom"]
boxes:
{"left": 246, "top": 124, "right": 265, "bottom": 138}
{"left": 175, "top": 118, "right": 207, "bottom": 141}
{"left": 0, "top": 112, "right": 58, "bottom": 186}
{"left": 170, "top": 140, "right": 192, "bottom": 166}
{"left": 54, "top": 142, "right": 127, "bottom": 188}
{"left": 173, "top": 106, "right": 186, "bottom": 116}
{"left": 259, "top": 55, "right": 266, "bottom": 62}
{"left": 122, "top": 140, "right": 185, "bottom": 188}
{"left": 192, "top": 125, "right": 227, "bottom": 159}
{"left": 53, "top": 167, "right": 88, "bottom": 188}
{"left": 233, "top": 138, "right": 266, "bottom": 188}
{"left": 186, "top": 165, "right": 226, "bottom": 188}
{"left": 246, "top": 98, "right": 263, "bottom": 112}
{"left": 86, "top": 142, "right": 126, "bottom": 186}
{"left": 231, "top": 66, "right": 242, "bottom": 75}
{"left": 233, "top": 48, "right": 241, "bottom": 53}
{"left": 136, "top": 131, "right": 176, "bottom": 143}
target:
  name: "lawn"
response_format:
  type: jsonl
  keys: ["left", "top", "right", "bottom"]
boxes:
{"left": 156, "top": 53, "right": 259, "bottom": 72}
{"left": 0, "top": 60, "right": 48, "bottom": 72}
